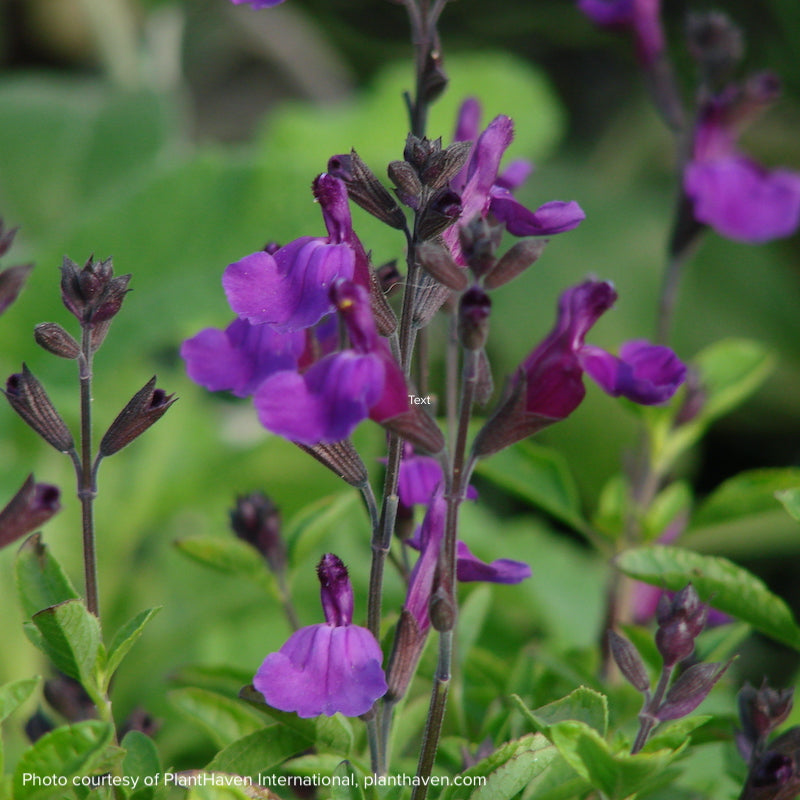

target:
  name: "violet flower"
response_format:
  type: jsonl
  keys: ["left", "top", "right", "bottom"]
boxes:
{"left": 474, "top": 280, "right": 686, "bottom": 457}
{"left": 395, "top": 444, "right": 478, "bottom": 507}
{"left": 252, "top": 281, "right": 408, "bottom": 445}
{"left": 444, "top": 100, "right": 585, "bottom": 264}
{"left": 254, "top": 554, "right": 387, "bottom": 718}
{"left": 181, "top": 318, "right": 305, "bottom": 398}
{"left": 223, "top": 175, "right": 361, "bottom": 332}
{"left": 577, "top": 0, "right": 664, "bottom": 67}
{"left": 684, "top": 75, "right": 800, "bottom": 243}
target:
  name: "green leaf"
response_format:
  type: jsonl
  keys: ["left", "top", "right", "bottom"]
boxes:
{"left": 475, "top": 442, "right": 588, "bottom": 534}
{"left": 643, "top": 481, "right": 692, "bottom": 542}
{"left": 13, "top": 720, "right": 114, "bottom": 800}
{"left": 641, "top": 716, "right": 712, "bottom": 752}
{"left": 776, "top": 488, "right": 800, "bottom": 523}
{"left": 438, "top": 734, "right": 557, "bottom": 800}
{"left": 104, "top": 607, "right": 161, "bottom": 687}
{"left": 0, "top": 677, "right": 41, "bottom": 724}
{"left": 170, "top": 687, "right": 265, "bottom": 748}
{"left": 285, "top": 492, "right": 360, "bottom": 564}
{"left": 592, "top": 474, "right": 628, "bottom": 541}
{"left": 238, "top": 685, "right": 353, "bottom": 755}
{"left": 31, "top": 599, "right": 104, "bottom": 698}
{"left": 616, "top": 545, "right": 800, "bottom": 650}
{"left": 512, "top": 687, "right": 609, "bottom": 738}
{"left": 15, "top": 534, "right": 80, "bottom": 619}
{"left": 656, "top": 339, "right": 774, "bottom": 470}
{"left": 548, "top": 720, "right": 677, "bottom": 800}
{"left": 206, "top": 727, "right": 310, "bottom": 778}
{"left": 121, "top": 730, "right": 161, "bottom": 800}
{"left": 330, "top": 761, "right": 365, "bottom": 800}
{"left": 173, "top": 535, "right": 279, "bottom": 598}
{"left": 690, "top": 469, "right": 800, "bottom": 530}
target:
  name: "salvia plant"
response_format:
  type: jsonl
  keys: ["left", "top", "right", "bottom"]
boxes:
{"left": 2, "top": 0, "right": 800, "bottom": 799}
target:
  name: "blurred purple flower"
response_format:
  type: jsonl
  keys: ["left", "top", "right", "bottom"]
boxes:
{"left": 445, "top": 100, "right": 584, "bottom": 264}
{"left": 577, "top": 0, "right": 665, "bottom": 66}
{"left": 230, "top": 0, "right": 286, "bottom": 8}
{"left": 684, "top": 75, "right": 800, "bottom": 243}
{"left": 223, "top": 176, "right": 358, "bottom": 332}
{"left": 254, "top": 554, "right": 387, "bottom": 718}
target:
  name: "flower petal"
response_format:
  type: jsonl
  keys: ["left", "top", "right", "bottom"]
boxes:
{"left": 490, "top": 192, "right": 586, "bottom": 236}
{"left": 455, "top": 541, "right": 531, "bottom": 584}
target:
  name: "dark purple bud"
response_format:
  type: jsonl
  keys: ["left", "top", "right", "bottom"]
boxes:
{"left": 458, "top": 286, "right": 491, "bottom": 351}
{"left": 318, "top": 554, "right": 354, "bottom": 627}
{"left": 327, "top": 151, "right": 407, "bottom": 230}
{"left": 484, "top": 239, "right": 548, "bottom": 290}
{"left": 419, "top": 46, "right": 448, "bottom": 106}
{"left": 419, "top": 141, "right": 472, "bottom": 192}
{"left": 385, "top": 610, "right": 427, "bottom": 703}
{"left": 417, "top": 188, "right": 462, "bottom": 241}
{"left": 381, "top": 404, "right": 446, "bottom": 456}
{"left": 375, "top": 260, "right": 403, "bottom": 296}
{"left": 388, "top": 160, "right": 422, "bottom": 207}
{"left": 751, "top": 752, "right": 795, "bottom": 788}
{"left": 4, "top": 365, "right": 74, "bottom": 452}
{"left": 416, "top": 241, "right": 468, "bottom": 292}
{"left": 404, "top": 134, "right": 442, "bottom": 171}
{"left": 369, "top": 268, "right": 398, "bottom": 336}
{"left": 44, "top": 675, "right": 96, "bottom": 722}
{"left": 119, "top": 708, "right": 161, "bottom": 739}
{"left": 430, "top": 583, "right": 456, "bottom": 632}
{"left": 655, "top": 584, "right": 708, "bottom": 666}
{"left": 294, "top": 440, "right": 369, "bottom": 488}
{"left": 458, "top": 216, "right": 502, "bottom": 279}
{"left": 25, "top": 711, "right": 54, "bottom": 743}
{"left": 0, "top": 262, "right": 33, "bottom": 316}
{"left": 656, "top": 660, "right": 731, "bottom": 721}
{"left": 686, "top": 11, "right": 744, "bottom": 85}
{"left": 98, "top": 377, "right": 176, "bottom": 457}
{"left": 739, "top": 680, "right": 794, "bottom": 748}
{"left": 263, "top": 241, "right": 281, "bottom": 255}
{"left": 60, "top": 255, "right": 130, "bottom": 328}
{"left": 608, "top": 630, "right": 651, "bottom": 693}
{"left": 0, "top": 475, "right": 61, "bottom": 548}
{"left": 230, "top": 492, "right": 286, "bottom": 574}
{"left": 34, "top": 323, "right": 81, "bottom": 359}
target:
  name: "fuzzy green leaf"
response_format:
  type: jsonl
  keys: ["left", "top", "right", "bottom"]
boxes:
{"left": 121, "top": 730, "right": 161, "bottom": 800}
{"left": 15, "top": 534, "right": 79, "bottom": 619}
{"left": 105, "top": 607, "right": 161, "bottom": 687}
{"left": 13, "top": 720, "right": 114, "bottom": 800}
{"left": 512, "top": 687, "right": 609, "bottom": 737}
{"left": 616, "top": 545, "right": 800, "bottom": 650}
{"left": 205, "top": 727, "right": 310, "bottom": 778}
{"left": 170, "top": 687, "right": 265, "bottom": 748}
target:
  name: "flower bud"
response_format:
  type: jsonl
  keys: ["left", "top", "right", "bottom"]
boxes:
{"left": 388, "top": 161, "right": 422, "bottom": 208}
{"left": 34, "top": 323, "right": 81, "bottom": 359}
{"left": 4, "top": 365, "right": 74, "bottom": 452}
{"left": 686, "top": 11, "right": 743, "bottom": 86}
{"left": 404, "top": 134, "right": 442, "bottom": 171}
{"left": 419, "top": 141, "right": 472, "bottom": 192}
{"left": 484, "top": 239, "right": 548, "bottom": 289}
{"left": 375, "top": 260, "right": 403, "bottom": 296}
{"left": 419, "top": 46, "right": 448, "bottom": 106}
{"left": 417, "top": 188, "right": 462, "bottom": 241}
{"left": 230, "top": 492, "right": 286, "bottom": 574}
{"left": 608, "top": 630, "right": 650, "bottom": 693}
{"left": 430, "top": 585, "right": 456, "bottom": 632}
{"left": 0, "top": 262, "right": 33, "bottom": 316}
{"left": 656, "top": 660, "right": 731, "bottom": 720}
{"left": 328, "top": 151, "right": 407, "bottom": 230}
{"left": 294, "top": 439, "right": 369, "bottom": 487}
{"left": 417, "top": 241, "right": 468, "bottom": 292}
{"left": 655, "top": 584, "right": 708, "bottom": 667}
{"left": 739, "top": 681, "right": 794, "bottom": 749}
{"left": 318, "top": 554, "right": 354, "bottom": 627}
{"left": 0, "top": 475, "right": 61, "bottom": 548}
{"left": 44, "top": 675, "right": 96, "bottom": 722}
{"left": 60, "top": 255, "right": 130, "bottom": 328}
{"left": 98, "top": 377, "right": 176, "bottom": 457}
{"left": 458, "top": 286, "right": 491, "bottom": 351}
{"left": 25, "top": 711, "right": 53, "bottom": 744}
{"left": 459, "top": 217, "right": 501, "bottom": 279}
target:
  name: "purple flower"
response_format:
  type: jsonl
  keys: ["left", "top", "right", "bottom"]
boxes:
{"left": 474, "top": 280, "right": 686, "bottom": 457}
{"left": 455, "top": 541, "right": 532, "bottom": 584}
{"left": 684, "top": 76, "right": 800, "bottom": 243}
{"left": 223, "top": 176, "right": 359, "bottom": 332}
{"left": 230, "top": 0, "right": 286, "bottom": 8}
{"left": 252, "top": 281, "right": 410, "bottom": 445}
{"left": 444, "top": 101, "right": 584, "bottom": 264}
{"left": 254, "top": 554, "right": 387, "bottom": 718}
{"left": 577, "top": 0, "right": 665, "bottom": 66}
{"left": 579, "top": 339, "right": 687, "bottom": 405}
{"left": 394, "top": 444, "right": 478, "bottom": 507}
{"left": 181, "top": 318, "right": 305, "bottom": 398}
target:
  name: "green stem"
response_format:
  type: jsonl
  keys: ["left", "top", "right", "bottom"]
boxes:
{"left": 79, "top": 329, "right": 99, "bottom": 617}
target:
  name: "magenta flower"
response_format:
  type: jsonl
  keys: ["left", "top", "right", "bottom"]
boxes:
{"left": 684, "top": 75, "right": 800, "bottom": 243}
{"left": 180, "top": 318, "right": 305, "bottom": 398}
{"left": 444, "top": 100, "right": 585, "bottom": 264}
{"left": 577, "top": 0, "right": 665, "bottom": 66}
{"left": 254, "top": 554, "right": 387, "bottom": 718}
{"left": 223, "top": 176, "right": 359, "bottom": 332}
{"left": 474, "top": 280, "right": 686, "bottom": 457}
{"left": 395, "top": 444, "right": 478, "bottom": 507}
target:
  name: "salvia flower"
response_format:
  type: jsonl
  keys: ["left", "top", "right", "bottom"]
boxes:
{"left": 577, "top": 0, "right": 665, "bottom": 67}
{"left": 684, "top": 75, "right": 800, "bottom": 243}
{"left": 230, "top": 0, "right": 286, "bottom": 7}
{"left": 254, "top": 554, "right": 387, "bottom": 718}
{"left": 474, "top": 280, "right": 686, "bottom": 457}
{"left": 444, "top": 101, "right": 584, "bottom": 264}
{"left": 60, "top": 256, "right": 130, "bottom": 328}
{"left": 223, "top": 175, "right": 360, "bottom": 332}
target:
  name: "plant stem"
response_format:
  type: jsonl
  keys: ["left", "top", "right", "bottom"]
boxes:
{"left": 632, "top": 663, "right": 674, "bottom": 754}
{"left": 78, "top": 327, "right": 99, "bottom": 617}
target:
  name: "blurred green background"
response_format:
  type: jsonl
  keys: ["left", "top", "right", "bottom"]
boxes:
{"left": 1, "top": 0, "right": 800, "bottom": 773}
